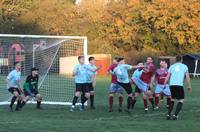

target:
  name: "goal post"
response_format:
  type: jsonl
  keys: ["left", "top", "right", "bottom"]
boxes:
{"left": 0, "top": 34, "right": 87, "bottom": 105}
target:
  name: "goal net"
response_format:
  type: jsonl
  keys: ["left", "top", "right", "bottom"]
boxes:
{"left": 0, "top": 34, "right": 87, "bottom": 105}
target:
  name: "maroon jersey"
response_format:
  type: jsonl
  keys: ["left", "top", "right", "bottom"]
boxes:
{"left": 107, "top": 64, "right": 118, "bottom": 84}
{"left": 155, "top": 68, "right": 168, "bottom": 85}
{"left": 140, "top": 63, "right": 155, "bottom": 84}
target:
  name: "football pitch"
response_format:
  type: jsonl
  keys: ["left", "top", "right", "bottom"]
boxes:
{"left": 0, "top": 77, "right": 199, "bottom": 132}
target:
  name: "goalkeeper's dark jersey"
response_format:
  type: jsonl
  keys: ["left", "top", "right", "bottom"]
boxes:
{"left": 24, "top": 75, "right": 39, "bottom": 91}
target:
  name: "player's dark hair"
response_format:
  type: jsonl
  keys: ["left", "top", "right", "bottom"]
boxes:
{"left": 160, "top": 59, "right": 166, "bottom": 62}
{"left": 137, "top": 61, "right": 143, "bottom": 64}
{"left": 117, "top": 57, "right": 124, "bottom": 62}
{"left": 78, "top": 55, "right": 84, "bottom": 60}
{"left": 113, "top": 57, "right": 118, "bottom": 60}
{"left": 89, "top": 56, "right": 95, "bottom": 62}
{"left": 176, "top": 55, "right": 182, "bottom": 62}
{"left": 147, "top": 56, "right": 153, "bottom": 60}
{"left": 31, "top": 67, "right": 39, "bottom": 72}
{"left": 14, "top": 62, "right": 20, "bottom": 66}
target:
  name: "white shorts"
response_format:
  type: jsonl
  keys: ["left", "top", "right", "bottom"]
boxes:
{"left": 132, "top": 77, "right": 149, "bottom": 92}
{"left": 155, "top": 84, "right": 171, "bottom": 96}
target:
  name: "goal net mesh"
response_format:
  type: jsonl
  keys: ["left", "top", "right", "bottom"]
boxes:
{"left": 0, "top": 35, "right": 87, "bottom": 105}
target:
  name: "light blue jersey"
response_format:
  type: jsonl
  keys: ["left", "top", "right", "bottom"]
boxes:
{"left": 7, "top": 69, "right": 21, "bottom": 89}
{"left": 132, "top": 69, "right": 143, "bottom": 79}
{"left": 113, "top": 64, "right": 132, "bottom": 83}
{"left": 168, "top": 63, "right": 188, "bottom": 86}
{"left": 85, "top": 64, "right": 97, "bottom": 83}
{"left": 73, "top": 64, "right": 88, "bottom": 84}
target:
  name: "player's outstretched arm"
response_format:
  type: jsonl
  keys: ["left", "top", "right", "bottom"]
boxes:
{"left": 185, "top": 73, "right": 192, "bottom": 93}
{"left": 132, "top": 65, "right": 144, "bottom": 69}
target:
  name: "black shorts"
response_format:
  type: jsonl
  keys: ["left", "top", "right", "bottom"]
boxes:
{"left": 170, "top": 85, "right": 185, "bottom": 99}
{"left": 8, "top": 87, "right": 21, "bottom": 95}
{"left": 24, "top": 89, "right": 39, "bottom": 97}
{"left": 118, "top": 82, "right": 132, "bottom": 95}
{"left": 135, "top": 86, "right": 142, "bottom": 93}
{"left": 87, "top": 83, "right": 94, "bottom": 92}
{"left": 76, "top": 83, "right": 89, "bottom": 93}
{"left": 148, "top": 86, "right": 151, "bottom": 91}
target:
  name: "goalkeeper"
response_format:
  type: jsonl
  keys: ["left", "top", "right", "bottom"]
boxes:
{"left": 20, "top": 67, "right": 42, "bottom": 109}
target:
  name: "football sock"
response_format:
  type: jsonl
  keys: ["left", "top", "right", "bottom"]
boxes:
{"left": 132, "top": 99, "right": 136, "bottom": 109}
{"left": 16, "top": 100, "right": 21, "bottom": 110}
{"left": 127, "top": 96, "right": 132, "bottom": 110}
{"left": 81, "top": 95, "right": 88, "bottom": 105}
{"left": 160, "top": 93, "right": 164, "bottom": 100}
{"left": 143, "top": 99, "right": 148, "bottom": 109}
{"left": 37, "top": 101, "right": 41, "bottom": 108}
{"left": 72, "top": 96, "right": 78, "bottom": 106}
{"left": 155, "top": 96, "right": 159, "bottom": 107}
{"left": 175, "top": 102, "right": 183, "bottom": 116}
{"left": 118, "top": 96, "right": 123, "bottom": 109}
{"left": 149, "top": 97, "right": 155, "bottom": 108}
{"left": 10, "top": 96, "right": 17, "bottom": 108}
{"left": 168, "top": 101, "right": 174, "bottom": 115}
{"left": 90, "top": 95, "right": 94, "bottom": 107}
{"left": 20, "top": 101, "right": 26, "bottom": 108}
{"left": 109, "top": 96, "right": 114, "bottom": 109}
{"left": 166, "top": 97, "right": 171, "bottom": 107}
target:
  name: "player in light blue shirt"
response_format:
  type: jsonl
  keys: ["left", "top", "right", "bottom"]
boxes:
{"left": 85, "top": 56, "right": 101, "bottom": 109}
{"left": 131, "top": 61, "right": 145, "bottom": 110}
{"left": 6, "top": 62, "right": 23, "bottom": 112}
{"left": 70, "top": 56, "right": 90, "bottom": 112}
{"left": 113, "top": 57, "right": 142, "bottom": 113}
{"left": 132, "top": 67, "right": 143, "bottom": 79}
{"left": 164, "top": 55, "right": 192, "bottom": 120}
{"left": 168, "top": 63, "right": 189, "bottom": 86}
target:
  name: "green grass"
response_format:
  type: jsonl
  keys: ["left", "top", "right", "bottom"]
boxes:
{"left": 0, "top": 77, "right": 200, "bottom": 132}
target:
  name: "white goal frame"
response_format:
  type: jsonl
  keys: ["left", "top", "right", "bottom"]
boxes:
{"left": 0, "top": 34, "right": 87, "bottom": 106}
